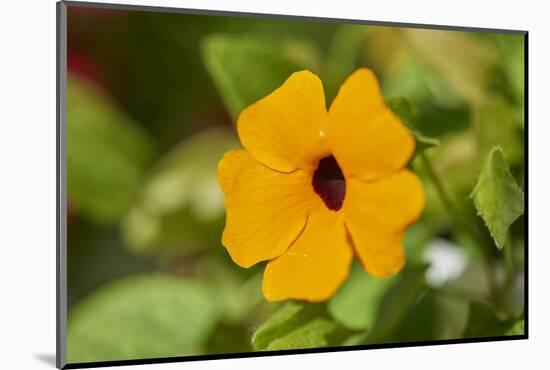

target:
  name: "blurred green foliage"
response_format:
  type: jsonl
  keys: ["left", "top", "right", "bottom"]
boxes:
{"left": 66, "top": 6, "right": 525, "bottom": 364}
{"left": 67, "top": 77, "right": 156, "bottom": 224}
{"left": 251, "top": 302, "right": 355, "bottom": 351}
{"left": 202, "top": 35, "right": 309, "bottom": 120}
{"left": 121, "top": 128, "right": 239, "bottom": 255}
{"left": 328, "top": 262, "right": 398, "bottom": 331}
{"left": 363, "top": 265, "right": 428, "bottom": 343}
{"left": 386, "top": 96, "right": 440, "bottom": 154}
{"left": 323, "top": 25, "right": 366, "bottom": 101}
{"left": 67, "top": 274, "right": 221, "bottom": 362}
{"left": 390, "top": 291, "right": 470, "bottom": 342}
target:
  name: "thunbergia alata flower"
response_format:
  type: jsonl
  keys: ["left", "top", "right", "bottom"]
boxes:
{"left": 218, "top": 68, "right": 425, "bottom": 302}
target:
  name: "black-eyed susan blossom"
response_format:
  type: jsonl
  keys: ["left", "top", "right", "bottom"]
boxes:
{"left": 217, "top": 68, "right": 425, "bottom": 302}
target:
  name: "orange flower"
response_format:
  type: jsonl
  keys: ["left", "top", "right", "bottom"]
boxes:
{"left": 218, "top": 68, "right": 425, "bottom": 302}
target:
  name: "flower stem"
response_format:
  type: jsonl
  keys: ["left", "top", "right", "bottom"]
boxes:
{"left": 502, "top": 232, "right": 514, "bottom": 312}
{"left": 419, "top": 152, "right": 481, "bottom": 245}
{"left": 419, "top": 152, "right": 498, "bottom": 300}
{"left": 503, "top": 233, "right": 513, "bottom": 277}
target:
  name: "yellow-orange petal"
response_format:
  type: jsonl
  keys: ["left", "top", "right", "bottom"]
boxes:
{"left": 327, "top": 68, "right": 415, "bottom": 182}
{"left": 348, "top": 226, "right": 406, "bottom": 278}
{"left": 237, "top": 70, "right": 329, "bottom": 173}
{"left": 343, "top": 170, "right": 425, "bottom": 277}
{"left": 262, "top": 208, "right": 353, "bottom": 302}
{"left": 218, "top": 150, "right": 320, "bottom": 268}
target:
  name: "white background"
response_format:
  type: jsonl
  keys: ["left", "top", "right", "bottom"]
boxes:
{"left": 0, "top": 0, "right": 547, "bottom": 369}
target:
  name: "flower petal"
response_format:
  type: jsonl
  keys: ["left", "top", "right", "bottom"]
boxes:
{"left": 345, "top": 170, "right": 425, "bottom": 230}
{"left": 327, "top": 68, "right": 415, "bottom": 181}
{"left": 218, "top": 150, "right": 320, "bottom": 268}
{"left": 237, "top": 70, "right": 329, "bottom": 173}
{"left": 262, "top": 208, "right": 353, "bottom": 302}
{"left": 343, "top": 170, "right": 425, "bottom": 277}
{"left": 347, "top": 226, "right": 406, "bottom": 278}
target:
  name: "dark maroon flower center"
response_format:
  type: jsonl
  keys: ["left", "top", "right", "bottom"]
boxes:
{"left": 312, "top": 155, "right": 345, "bottom": 211}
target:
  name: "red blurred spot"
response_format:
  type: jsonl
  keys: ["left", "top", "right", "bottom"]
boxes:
{"left": 68, "top": 50, "right": 103, "bottom": 86}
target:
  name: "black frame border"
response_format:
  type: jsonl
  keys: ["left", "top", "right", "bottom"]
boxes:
{"left": 56, "top": 1, "right": 529, "bottom": 369}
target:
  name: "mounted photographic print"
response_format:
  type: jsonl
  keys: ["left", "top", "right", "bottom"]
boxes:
{"left": 56, "top": 1, "right": 527, "bottom": 368}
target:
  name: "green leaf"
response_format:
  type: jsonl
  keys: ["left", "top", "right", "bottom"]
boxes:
{"left": 386, "top": 96, "right": 417, "bottom": 126}
{"left": 328, "top": 262, "right": 398, "bottom": 330}
{"left": 463, "top": 302, "right": 514, "bottom": 338}
{"left": 383, "top": 52, "right": 472, "bottom": 139}
{"left": 470, "top": 147, "right": 524, "bottom": 248}
{"left": 388, "top": 291, "right": 469, "bottom": 342}
{"left": 386, "top": 96, "right": 440, "bottom": 153}
{"left": 414, "top": 102, "right": 471, "bottom": 138}
{"left": 202, "top": 34, "right": 307, "bottom": 120}
{"left": 67, "top": 77, "right": 156, "bottom": 224}
{"left": 67, "top": 274, "right": 222, "bottom": 363}
{"left": 195, "top": 257, "right": 264, "bottom": 324}
{"left": 366, "top": 265, "right": 427, "bottom": 343}
{"left": 414, "top": 131, "right": 440, "bottom": 152}
{"left": 323, "top": 25, "right": 366, "bottom": 101}
{"left": 252, "top": 302, "right": 353, "bottom": 351}
{"left": 506, "top": 319, "right": 525, "bottom": 336}
{"left": 121, "top": 128, "right": 239, "bottom": 254}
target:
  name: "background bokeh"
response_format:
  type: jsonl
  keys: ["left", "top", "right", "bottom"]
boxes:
{"left": 66, "top": 6, "right": 525, "bottom": 364}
